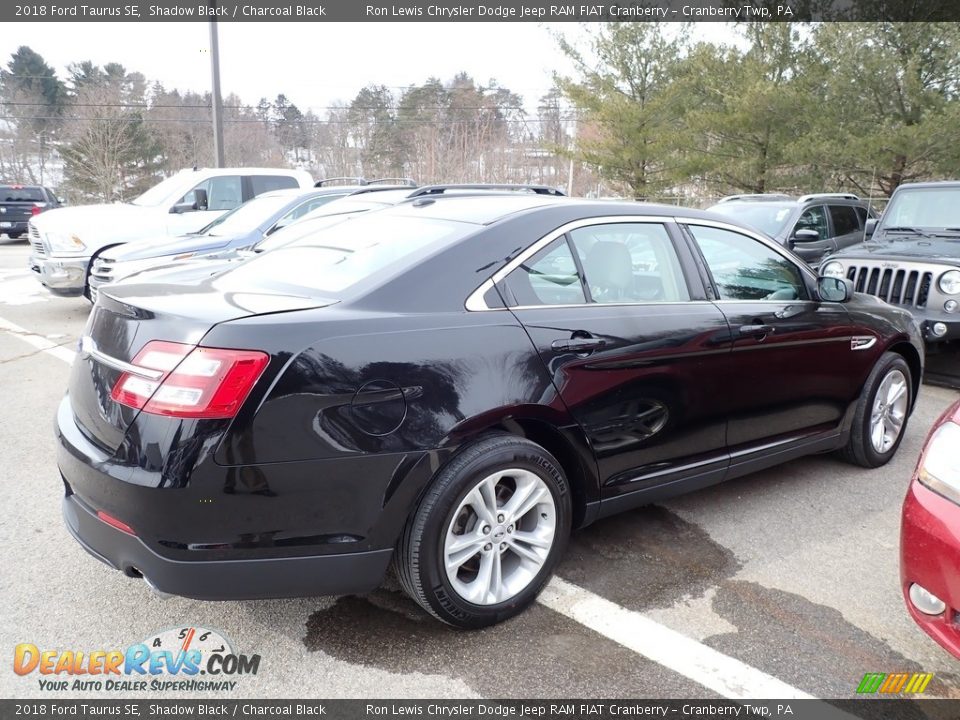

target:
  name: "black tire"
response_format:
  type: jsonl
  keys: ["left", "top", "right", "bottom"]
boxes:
{"left": 395, "top": 434, "right": 572, "bottom": 629}
{"left": 7, "top": 232, "right": 22, "bottom": 239}
{"left": 840, "top": 351, "right": 912, "bottom": 468}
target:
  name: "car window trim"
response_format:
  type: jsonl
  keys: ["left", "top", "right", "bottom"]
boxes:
{"left": 562, "top": 232, "right": 594, "bottom": 303}
{"left": 467, "top": 215, "right": 691, "bottom": 312}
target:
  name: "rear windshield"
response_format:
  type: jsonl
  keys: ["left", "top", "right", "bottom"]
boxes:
{"left": 709, "top": 202, "right": 794, "bottom": 236}
{"left": 255, "top": 212, "right": 362, "bottom": 253}
{"left": 0, "top": 186, "right": 44, "bottom": 202}
{"left": 882, "top": 188, "right": 960, "bottom": 229}
{"left": 217, "top": 214, "right": 472, "bottom": 295}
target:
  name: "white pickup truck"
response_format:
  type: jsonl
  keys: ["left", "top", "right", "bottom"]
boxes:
{"left": 28, "top": 167, "right": 314, "bottom": 297}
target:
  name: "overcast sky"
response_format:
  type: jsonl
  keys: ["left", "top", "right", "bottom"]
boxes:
{"left": 2, "top": 22, "right": 739, "bottom": 111}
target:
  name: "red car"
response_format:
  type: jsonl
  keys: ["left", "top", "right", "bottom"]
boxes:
{"left": 901, "top": 397, "right": 960, "bottom": 658}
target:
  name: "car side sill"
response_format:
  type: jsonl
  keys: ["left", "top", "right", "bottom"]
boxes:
{"left": 594, "top": 430, "right": 843, "bottom": 520}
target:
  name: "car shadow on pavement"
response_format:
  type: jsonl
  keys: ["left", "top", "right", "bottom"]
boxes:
{"left": 301, "top": 504, "right": 960, "bottom": 701}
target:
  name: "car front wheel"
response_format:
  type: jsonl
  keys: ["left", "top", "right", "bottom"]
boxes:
{"left": 841, "top": 351, "right": 912, "bottom": 468}
{"left": 396, "top": 435, "right": 571, "bottom": 628}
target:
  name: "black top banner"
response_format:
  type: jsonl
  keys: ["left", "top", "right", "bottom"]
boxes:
{"left": 4, "top": 0, "right": 958, "bottom": 22}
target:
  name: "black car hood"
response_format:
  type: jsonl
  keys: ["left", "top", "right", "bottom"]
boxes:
{"left": 830, "top": 236, "right": 960, "bottom": 264}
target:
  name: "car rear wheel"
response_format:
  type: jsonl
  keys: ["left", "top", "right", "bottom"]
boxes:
{"left": 395, "top": 435, "right": 571, "bottom": 628}
{"left": 840, "top": 351, "right": 912, "bottom": 468}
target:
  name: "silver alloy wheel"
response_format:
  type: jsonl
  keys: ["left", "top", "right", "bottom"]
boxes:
{"left": 443, "top": 468, "right": 556, "bottom": 606}
{"left": 870, "top": 368, "right": 909, "bottom": 454}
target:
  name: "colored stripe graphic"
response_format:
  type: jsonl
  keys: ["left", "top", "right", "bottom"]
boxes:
{"left": 856, "top": 673, "right": 885, "bottom": 693}
{"left": 857, "top": 672, "right": 933, "bottom": 694}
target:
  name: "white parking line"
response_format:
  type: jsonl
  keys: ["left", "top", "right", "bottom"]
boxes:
{"left": 540, "top": 576, "right": 814, "bottom": 700}
{"left": 1, "top": 310, "right": 816, "bottom": 701}
{"left": 0, "top": 315, "right": 76, "bottom": 364}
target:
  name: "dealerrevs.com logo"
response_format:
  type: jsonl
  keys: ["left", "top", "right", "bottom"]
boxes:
{"left": 13, "top": 626, "right": 260, "bottom": 693}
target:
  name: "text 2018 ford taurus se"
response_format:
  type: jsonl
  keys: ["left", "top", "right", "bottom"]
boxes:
{"left": 57, "top": 194, "right": 924, "bottom": 628}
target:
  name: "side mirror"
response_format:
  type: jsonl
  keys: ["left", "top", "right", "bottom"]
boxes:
{"left": 170, "top": 188, "right": 209, "bottom": 214}
{"left": 864, "top": 218, "right": 877, "bottom": 237}
{"left": 793, "top": 228, "right": 820, "bottom": 243}
{"left": 818, "top": 276, "right": 854, "bottom": 303}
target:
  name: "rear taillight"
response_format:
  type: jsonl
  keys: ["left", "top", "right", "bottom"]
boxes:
{"left": 31, "top": 205, "right": 42, "bottom": 215}
{"left": 110, "top": 340, "right": 269, "bottom": 419}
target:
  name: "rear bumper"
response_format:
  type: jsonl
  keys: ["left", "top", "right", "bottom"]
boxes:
{"left": 900, "top": 479, "right": 960, "bottom": 659}
{"left": 62, "top": 493, "right": 393, "bottom": 600}
{"left": 55, "top": 392, "right": 407, "bottom": 600}
{"left": 0, "top": 220, "right": 29, "bottom": 235}
{"left": 29, "top": 255, "right": 89, "bottom": 295}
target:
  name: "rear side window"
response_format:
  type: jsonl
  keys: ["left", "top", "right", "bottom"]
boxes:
{"left": 251, "top": 175, "right": 299, "bottom": 195}
{"left": 503, "top": 237, "right": 586, "bottom": 307}
{"left": 0, "top": 186, "right": 44, "bottom": 202}
{"left": 569, "top": 223, "right": 688, "bottom": 303}
{"left": 829, "top": 205, "right": 859, "bottom": 235}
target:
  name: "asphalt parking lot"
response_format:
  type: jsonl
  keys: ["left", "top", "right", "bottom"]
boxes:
{"left": 1, "top": 235, "right": 959, "bottom": 703}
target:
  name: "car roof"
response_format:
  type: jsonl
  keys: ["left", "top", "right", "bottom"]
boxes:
{"left": 894, "top": 181, "right": 960, "bottom": 190}
{"left": 257, "top": 188, "right": 325, "bottom": 199}
{"left": 382, "top": 195, "right": 726, "bottom": 226}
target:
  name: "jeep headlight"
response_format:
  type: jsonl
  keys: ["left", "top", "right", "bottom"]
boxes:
{"left": 918, "top": 422, "right": 960, "bottom": 505}
{"left": 821, "top": 261, "right": 845, "bottom": 279}
{"left": 938, "top": 270, "right": 960, "bottom": 295}
{"left": 45, "top": 232, "right": 87, "bottom": 255}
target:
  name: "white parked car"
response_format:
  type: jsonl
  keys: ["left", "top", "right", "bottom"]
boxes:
{"left": 27, "top": 167, "right": 314, "bottom": 297}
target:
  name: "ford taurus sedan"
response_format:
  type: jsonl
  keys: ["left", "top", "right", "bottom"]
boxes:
{"left": 58, "top": 194, "right": 924, "bottom": 628}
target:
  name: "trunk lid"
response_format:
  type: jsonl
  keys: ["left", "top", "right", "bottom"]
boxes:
{"left": 69, "top": 278, "right": 335, "bottom": 452}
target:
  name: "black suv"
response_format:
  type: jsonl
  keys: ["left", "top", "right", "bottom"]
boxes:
{"left": 821, "top": 181, "right": 960, "bottom": 348}
{"left": 708, "top": 193, "right": 876, "bottom": 269}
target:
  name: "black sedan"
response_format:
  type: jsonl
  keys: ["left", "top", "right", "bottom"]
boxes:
{"left": 58, "top": 194, "right": 924, "bottom": 628}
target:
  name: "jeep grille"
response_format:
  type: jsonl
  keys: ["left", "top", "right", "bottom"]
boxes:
{"left": 845, "top": 263, "right": 933, "bottom": 308}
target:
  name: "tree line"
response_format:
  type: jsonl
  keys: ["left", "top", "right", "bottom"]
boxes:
{"left": 0, "top": 22, "right": 957, "bottom": 204}
{"left": 558, "top": 22, "right": 960, "bottom": 200}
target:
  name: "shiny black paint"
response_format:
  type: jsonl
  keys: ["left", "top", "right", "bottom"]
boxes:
{"left": 58, "top": 197, "right": 925, "bottom": 599}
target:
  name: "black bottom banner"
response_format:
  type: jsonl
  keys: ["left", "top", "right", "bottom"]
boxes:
{"left": 1, "top": 699, "right": 955, "bottom": 720}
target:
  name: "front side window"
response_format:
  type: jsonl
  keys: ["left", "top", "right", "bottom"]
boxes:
{"left": 178, "top": 176, "right": 242, "bottom": 211}
{"left": 793, "top": 205, "right": 829, "bottom": 238}
{"left": 688, "top": 225, "right": 808, "bottom": 301}
{"left": 829, "top": 205, "right": 859, "bottom": 236}
{"left": 568, "top": 223, "right": 689, "bottom": 303}
{"left": 503, "top": 237, "right": 586, "bottom": 307}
